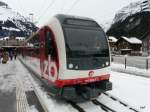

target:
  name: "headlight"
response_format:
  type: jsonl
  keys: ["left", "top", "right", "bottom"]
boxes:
{"left": 106, "top": 61, "right": 109, "bottom": 66}
{"left": 69, "top": 63, "right": 73, "bottom": 69}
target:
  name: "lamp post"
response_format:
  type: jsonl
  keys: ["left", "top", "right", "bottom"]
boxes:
{"left": 124, "top": 55, "right": 128, "bottom": 69}
{"left": 29, "top": 13, "right": 34, "bottom": 23}
{"left": 146, "top": 56, "right": 150, "bottom": 70}
{"left": 29, "top": 13, "right": 34, "bottom": 36}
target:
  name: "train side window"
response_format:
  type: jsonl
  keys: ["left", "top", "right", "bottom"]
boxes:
{"left": 45, "top": 31, "right": 54, "bottom": 55}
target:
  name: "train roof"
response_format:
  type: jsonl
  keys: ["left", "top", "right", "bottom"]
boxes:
{"left": 55, "top": 14, "right": 99, "bottom": 27}
{"left": 55, "top": 14, "right": 94, "bottom": 22}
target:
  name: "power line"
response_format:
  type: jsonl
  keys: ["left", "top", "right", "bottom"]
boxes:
{"left": 38, "top": 0, "right": 48, "bottom": 17}
{"left": 60, "top": 0, "right": 65, "bottom": 14}
{"left": 37, "top": 0, "right": 55, "bottom": 24}
{"left": 65, "top": 0, "right": 80, "bottom": 14}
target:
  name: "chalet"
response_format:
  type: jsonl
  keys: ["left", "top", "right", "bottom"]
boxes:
{"left": 115, "top": 37, "right": 142, "bottom": 55}
{"left": 108, "top": 36, "right": 117, "bottom": 53}
{"left": 141, "top": 30, "right": 150, "bottom": 56}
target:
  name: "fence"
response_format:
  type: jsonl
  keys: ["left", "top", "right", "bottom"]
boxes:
{"left": 112, "top": 55, "right": 150, "bottom": 70}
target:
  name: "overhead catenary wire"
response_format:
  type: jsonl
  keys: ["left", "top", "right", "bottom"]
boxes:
{"left": 65, "top": 0, "right": 80, "bottom": 14}
{"left": 38, "top": 0, "right": 47, "bottom": 14}
{"left": 59, "top": 0, "right": 66, "bottom": 14}
{"left": 37, "top": 0, "right": 55, "bottom": 24}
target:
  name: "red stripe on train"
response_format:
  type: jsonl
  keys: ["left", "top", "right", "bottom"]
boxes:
{"left": 54, "top": 74, "right": 110, "bottom": 88}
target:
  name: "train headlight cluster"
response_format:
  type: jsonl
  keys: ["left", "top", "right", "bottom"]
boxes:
{"left": 102, "top": 61, "right": 110, "bottom": 67}
{"left": 69, "top": 63, "right": 79, "bottom": 69}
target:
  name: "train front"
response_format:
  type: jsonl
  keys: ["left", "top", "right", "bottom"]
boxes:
{"left": 54, "top": 15, "right": 112, "bottom": 102}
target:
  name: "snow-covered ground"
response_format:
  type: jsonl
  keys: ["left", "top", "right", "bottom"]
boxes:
{"left": 110, "top": 62, "right": 150, "bottom": 112}
{"left": 109, "top": 71, "right": 150, "bottom": 112}
{"left": 0, "top": 60, "right": 150, "bottom": 112}
{"left": 0, "top": 61, "right": 16, "bottom": 93}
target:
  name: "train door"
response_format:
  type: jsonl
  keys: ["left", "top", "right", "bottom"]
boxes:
{"left": 45, "top": 29, "right": 58, "bottom": 82}
{"left": 39, "top": 29, "right": 46, "bottom": 77}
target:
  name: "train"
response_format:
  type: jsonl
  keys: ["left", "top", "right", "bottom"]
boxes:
{"left": 21, "top": 14, "right": 112, "bottom": 102}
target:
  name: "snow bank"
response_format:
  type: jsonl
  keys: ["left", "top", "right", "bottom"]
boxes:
{"left": 111, "top": 62, "right": 150, "bottom": 78}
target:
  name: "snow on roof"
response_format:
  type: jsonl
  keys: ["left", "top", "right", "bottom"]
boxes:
{"left": 122, "top": 36, "right": 142, "bottom": 44}
{"left": 109, "top": 36, "right": 118, "bottom": 42}
{"left": 16, "top": 37, "right": 25, "bottom": 40}
{"left": 0, "top": 36, "right": 25, "bottom": 40}
{"left": 0, "top": 37, "right": 9, "bottom": 40}
{"left": 2, "top": 27, "right": 20, "bottom": 31}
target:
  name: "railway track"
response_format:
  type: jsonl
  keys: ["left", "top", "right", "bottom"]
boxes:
{"left": 19, "top": 59, "right": 141, "bottom": 112}
{"left": 67, "top": 101, "right": 86, "bottom": 112}
{"left": 103, "top": 92, "right": 140, "bottom": 112}
{"left": 92, "top": 99, "right": 116, "bottom": 112}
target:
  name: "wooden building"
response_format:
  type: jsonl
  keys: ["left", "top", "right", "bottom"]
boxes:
{"left": 141, "top": 30, "right": 150, "bottom": 56}
{"left": 108, "top": 36, "right": 117, "bottom": 54}
{"left": 115, "top": 37, "right": 142, "bottom": 55}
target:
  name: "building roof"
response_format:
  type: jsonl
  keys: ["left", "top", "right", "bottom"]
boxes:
{"left": 108, "top": 36, "right": 118, "bottom": 42}
{"left": 122, "top": 36, "right": 142, "bottom": 44}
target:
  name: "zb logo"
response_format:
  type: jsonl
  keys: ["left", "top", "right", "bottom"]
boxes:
{"left": 43, "top": 61, "right": 57, "bottom": 81}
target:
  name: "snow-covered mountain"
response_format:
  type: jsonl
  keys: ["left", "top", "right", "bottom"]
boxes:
{"left": 107, "top": 0, "right": 150, "bottom": 39}
{"left": 113, "top": 0, "right": 148, "bottom": 23}
{"left": 0, "top": 1, "right": 37, "bottom": 38}
{"left": 100, "top": 21, "right": 112, "bottom": 32}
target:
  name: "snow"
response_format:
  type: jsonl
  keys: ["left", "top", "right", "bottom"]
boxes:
{"left": 0, "top": 5, "right": 26, "bottom": 23}
{"left": 99, "top": 20, "right": 113, "bottom": 32}
{"left": 0, "top": 2, "right": 36, "bottom": 36}
{"left": 98, "top": 94, "right": 135, "bottom": 112}
{"left": 0, "top": 5, "right": 27, "bottom": 31}
{"left": 0, "top": 37, "right": 9, "bottom": 40}
{"left": 111, "top": 62, "right": 150, "bottom": 78}
{"left": 78, "top": 102, "right": 104, "bottom": 112}
{"left": 110, "top": 62, "right": 150, "bottom": 112}
{"left": 114, "top": 0, "right": 150, "bottom": 22}
{"left": 15, "top": 37, "right": 25, "bottom": 40}
{"left": 109, "top": 71, "right": 150, "bottom": 112}
{"left": 26, "top": 72, "right": 77, "bottom": 112}
{"left": 2, "top": 26, "right": 21, "bottom": 31}
{"left": 122, "top": 36, "right": 142, "bottom": 44}
{"left": 108, "top": 36, "right": 118, "bottom": 42}
{"left": 0, "top": 36, "right": 25, "bottom": 41}
{"left": 30, "top": 105, "right": 39, "bottom": 112}
{"left": 0, "top": 61, "right": 16, "bottom": 93}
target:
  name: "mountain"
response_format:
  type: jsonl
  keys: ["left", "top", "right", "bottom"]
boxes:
{"left": 107, "top": 0, "right": 150, "bottom": 39}
{"left": 0, "top": 1, "right": 37, "bottom": 38}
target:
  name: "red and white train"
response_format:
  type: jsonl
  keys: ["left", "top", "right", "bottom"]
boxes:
{"left": 21, "top": 14, "right": 112, "bottom": 102}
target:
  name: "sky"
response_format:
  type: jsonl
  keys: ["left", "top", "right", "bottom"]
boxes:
{"left": 2, "top": 0, "right": 140, "bottom": 27}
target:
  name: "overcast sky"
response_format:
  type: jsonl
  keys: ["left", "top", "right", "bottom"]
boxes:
{"left": 2, "top": 0, "right": 140, "bottom": 27}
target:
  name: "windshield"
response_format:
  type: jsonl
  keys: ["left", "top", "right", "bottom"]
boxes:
{"left": 64, "top": 27, "right": 109, "bottom": 58}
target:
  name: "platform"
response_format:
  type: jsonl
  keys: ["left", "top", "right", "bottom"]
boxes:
{"left": 0, "top": 60, "right": 43, "bottom": 112}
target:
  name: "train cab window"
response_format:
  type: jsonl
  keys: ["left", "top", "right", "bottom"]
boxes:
{"left": 45, "top": 31, "right": 54, "bottom": 56}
